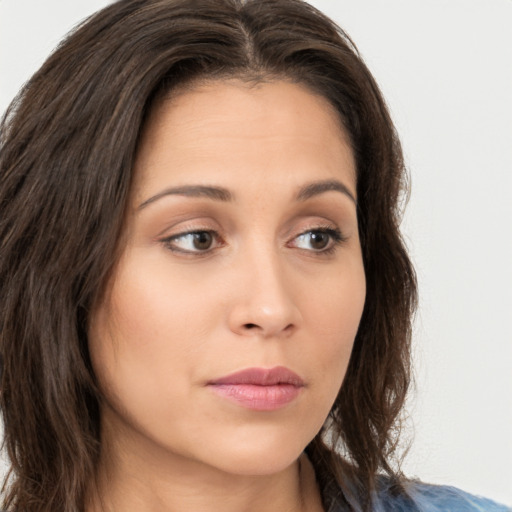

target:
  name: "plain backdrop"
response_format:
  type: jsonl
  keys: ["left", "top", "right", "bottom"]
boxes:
{"left": 1, "top": 0, "right": 511, "bottom": 505}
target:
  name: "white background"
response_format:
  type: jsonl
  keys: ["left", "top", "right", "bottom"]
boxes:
{"left": 1, "top": 0, "right": 511, "bottom": 505}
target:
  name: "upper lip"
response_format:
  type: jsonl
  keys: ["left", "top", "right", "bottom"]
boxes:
{"left": 208, "top": 366, "right": 304, "bottom": 387}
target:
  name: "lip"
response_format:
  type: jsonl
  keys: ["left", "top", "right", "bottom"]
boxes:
{"left": 207, "top": 366, "right": 305, "bottom": 411}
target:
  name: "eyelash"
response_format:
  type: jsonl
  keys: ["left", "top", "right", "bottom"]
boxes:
{"left": 160, "top": 226, "right": 346, "bottom": 256}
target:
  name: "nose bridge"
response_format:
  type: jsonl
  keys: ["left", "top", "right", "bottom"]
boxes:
{"left": 229, "top": 234, "right": 299, "bottom": 337}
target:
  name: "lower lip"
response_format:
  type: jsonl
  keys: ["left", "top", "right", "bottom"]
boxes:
{"left": 208, "top": 384, "right": 302, "bottom": 411}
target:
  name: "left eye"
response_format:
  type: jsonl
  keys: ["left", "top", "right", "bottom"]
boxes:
{"left": 162, "top": 230, "right": 220, "bottom": 253}
{"left": 291, "top": 228, "right": 343, "bottom": 252}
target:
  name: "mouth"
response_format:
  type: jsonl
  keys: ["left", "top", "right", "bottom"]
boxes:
{"left": 207, "top": 366, "right": 305, "bottom": 411}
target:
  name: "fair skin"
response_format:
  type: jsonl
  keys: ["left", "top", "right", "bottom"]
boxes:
{"left": 87, "top": 79, "right": 366, "bottom": 512}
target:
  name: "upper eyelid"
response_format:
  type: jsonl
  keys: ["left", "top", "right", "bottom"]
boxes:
{"left": 291, "top": 227, "right": 345, "bottom": 245}
{"left": 163, "top": 229, "right": 221, "bottom": 243}
{"left": 160, "top": 218, "right": 344, "bottom": 239}
{"left": 291, "top": 223, "right": 345, "bottom": 240}
{"left": 161, "top": 224, "right": 340, "bottom": 240}
{"left": 155, "top": 217, "right": 220, "bottom": 238}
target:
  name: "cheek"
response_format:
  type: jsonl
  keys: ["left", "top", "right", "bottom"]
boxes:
{"left": 305, "top": 256, "right": 365, "bottom": 336}
{"left": 93, "top": 250, "right": 215, "bottom": 351}
{"left": 87, "top": 245, "right": 228, "bottom": 411}
{"left": 88, "top": 255, "right": 184, "bottom": 401}
{"left": 87, "top": 270, "right": 197, "bottom": 446}
{"left": 305, "top": 261, "right": 365, "bottom": 377}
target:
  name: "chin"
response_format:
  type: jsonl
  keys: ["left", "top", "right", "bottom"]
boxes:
{"left": 205, "top": 445, "right": 305, "bottom": 477}
{"left": 181, "top": 421, "right": 320, "bottom": 477}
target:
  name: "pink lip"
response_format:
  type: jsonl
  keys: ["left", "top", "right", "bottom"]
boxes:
{"left": 207, "top": 366, "right": 304, "bottom": 411}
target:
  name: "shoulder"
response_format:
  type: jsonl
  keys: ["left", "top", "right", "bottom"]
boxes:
{"left": 322, "top": 475, "right": 511, "bottom": 512}
{"left": 399, "top": 481, "right": 511, "bottom": 512}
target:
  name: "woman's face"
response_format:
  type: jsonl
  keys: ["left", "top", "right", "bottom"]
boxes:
{"left": 89, "top": 80, "right": 366, "bottom": 476}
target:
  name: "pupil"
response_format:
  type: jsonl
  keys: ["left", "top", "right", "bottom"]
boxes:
{"left": 311, "top": 232, "right": 328, "bottom": 249}
{"left": 193, "top": 232, "right": 212, "bottom": 250}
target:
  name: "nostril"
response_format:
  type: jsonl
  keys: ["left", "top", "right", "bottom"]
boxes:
{"left": 244, "top": 323, "right": 259, "bottom": 330}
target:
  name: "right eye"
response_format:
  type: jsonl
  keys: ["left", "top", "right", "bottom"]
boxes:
{"left": 161, "top": 230, "right": 222, "bottom": 254}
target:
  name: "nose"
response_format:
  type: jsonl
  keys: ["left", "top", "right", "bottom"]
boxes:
{"left": 227, "top": 248, "right": 301, "bottom": 339}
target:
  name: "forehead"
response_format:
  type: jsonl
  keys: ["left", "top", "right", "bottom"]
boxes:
{"left": 133, "top": 79, "right": 356, "bottom": 201}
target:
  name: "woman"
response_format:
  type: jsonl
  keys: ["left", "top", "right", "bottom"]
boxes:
{"left": 0, "top": 0, "right": 509, "bottom": 511}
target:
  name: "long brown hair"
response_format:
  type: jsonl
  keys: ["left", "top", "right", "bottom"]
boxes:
{"left": 0, "top": 0, "right": 417, "bottom": 510}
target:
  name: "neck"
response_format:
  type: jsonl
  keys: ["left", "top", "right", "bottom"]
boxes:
{"left": 87, "top": 434, "right": 324, "bottom": 512}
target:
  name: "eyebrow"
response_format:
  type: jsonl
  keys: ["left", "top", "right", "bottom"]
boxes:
{"left": 138, "top": 178, "right": 356, "bottom": 210}
{"left": 138, "top": 185, "right": 233, "bottom": 209}
{"left": 296, "top": 179, "right": 356, "bottom": 204}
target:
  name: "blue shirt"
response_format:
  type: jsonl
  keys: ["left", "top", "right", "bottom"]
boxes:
{"left": 323, "top": 477, "right": 511, "bottom": 511}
